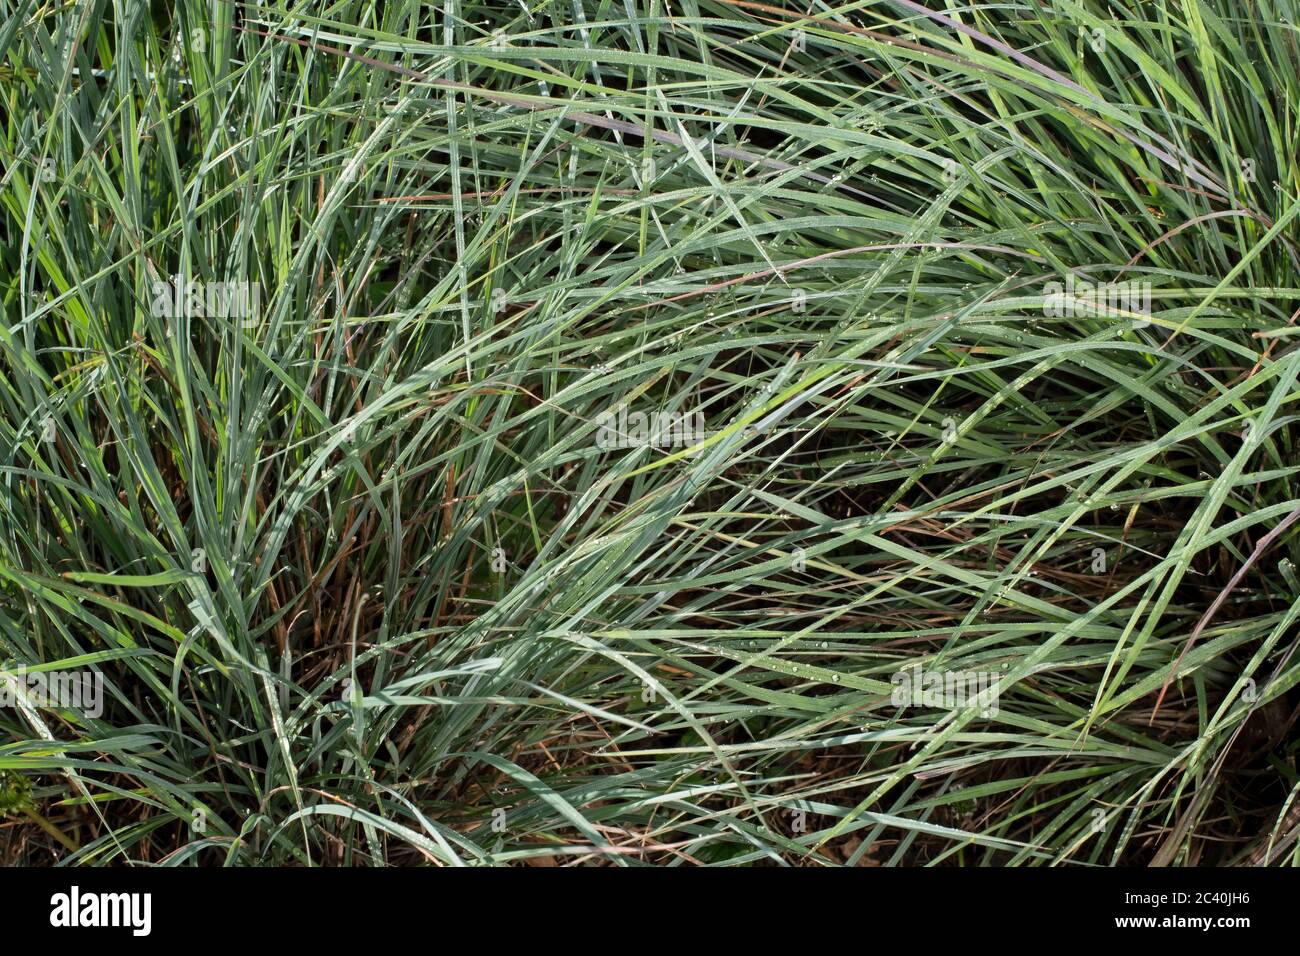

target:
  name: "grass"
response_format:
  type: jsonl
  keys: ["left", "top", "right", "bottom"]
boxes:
{"left": 0, "top": 0, "right": 1298, "bottom": 866}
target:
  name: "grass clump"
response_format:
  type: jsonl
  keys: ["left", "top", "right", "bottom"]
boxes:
{"left": 1, "top": 0, "right": 1299, "bottom": 866}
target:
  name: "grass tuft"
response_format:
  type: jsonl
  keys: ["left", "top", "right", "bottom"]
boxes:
{"left": 1, "top": 0, "right": 1299, "bottom": 866}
